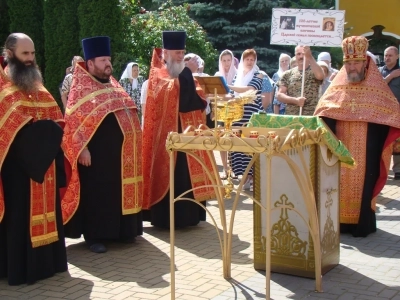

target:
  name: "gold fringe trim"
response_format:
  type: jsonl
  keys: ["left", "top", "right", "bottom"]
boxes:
{"left": 31, "top": 231, "right": 59, "bottom": 248}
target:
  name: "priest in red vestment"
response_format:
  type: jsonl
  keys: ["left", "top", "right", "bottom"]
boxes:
{"left": 314, "top": 36, "right": 400, "bottom": 237}
{"left": 62, "top": 36, "right": 143, "bottom": 253}
{"left": 142, "top": 31, "right": 216, "bottom": 228}
{"left": 0, "top": 33, "right": 67, "bottom": 285}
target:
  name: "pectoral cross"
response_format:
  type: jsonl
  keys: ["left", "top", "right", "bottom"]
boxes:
{"left": 36, "top": 111, "right": 43, "bottom": 120}
{"left": 47, "top": 174, "right": 53, "bottom": 183}
{"left": 350, "top": 99, "right": 357, "bottom": 113}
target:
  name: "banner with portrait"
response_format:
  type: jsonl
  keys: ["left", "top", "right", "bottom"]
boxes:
{"left": 270, "top": 9, "right": 345, "bottom": 47}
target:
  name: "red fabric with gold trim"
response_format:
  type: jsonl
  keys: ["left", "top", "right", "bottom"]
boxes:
{"left": 142, "top": 49, "right": 216, "bottom": 209}
{"left": 61, "top": 63, "right": 142, "bottom": 224}
{"left": 314, "top": 57, "right": 400, "bottom": 199}
{"left": 0, "top": 61, "right": 64, "bottom": 247}
{"left": 30, "top": 162, "right": 59, "bottom": 247}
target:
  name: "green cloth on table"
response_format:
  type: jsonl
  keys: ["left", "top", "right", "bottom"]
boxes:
{"left": 249, "top": 113, "right": 355, "bottom": 166}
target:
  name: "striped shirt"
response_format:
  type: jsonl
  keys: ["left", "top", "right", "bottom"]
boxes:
{"left": 230, "top": 72, "right": 263, "bottom": 176}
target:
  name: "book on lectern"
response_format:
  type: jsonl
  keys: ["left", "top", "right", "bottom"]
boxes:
{"left": 194, "top": 76, "right": 230, "bottom": 95}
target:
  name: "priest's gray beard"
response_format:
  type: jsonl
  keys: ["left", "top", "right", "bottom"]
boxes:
{"left": 7, "top": 55, "right": 43, "bottom": 92}
{"left": 166, "top": 56, "right": 184, "bottom": 78}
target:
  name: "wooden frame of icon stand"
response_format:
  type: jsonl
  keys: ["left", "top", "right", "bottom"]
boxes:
{"left": 167, "top": 124, "right": 324, "bottom": 300}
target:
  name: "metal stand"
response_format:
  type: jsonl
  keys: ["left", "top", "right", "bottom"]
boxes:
{"left": 167, "top": 126, "right": 324, "bottom": 299}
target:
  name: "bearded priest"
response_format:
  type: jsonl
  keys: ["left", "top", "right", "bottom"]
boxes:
{"left": 62, "top": 36, "right": 143, "bottom": 253}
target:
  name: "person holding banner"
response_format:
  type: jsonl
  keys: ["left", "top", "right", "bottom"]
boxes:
{"left": 314, "top": 36, "right": 400, "bottom": 237}
{"left": 276, "top": 45, "right": 324, "bottom": 116}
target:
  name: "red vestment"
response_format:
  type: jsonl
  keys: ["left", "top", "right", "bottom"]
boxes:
{"left": 142, "top": 49, "right": 216, "bottom": 210}
{"left": 61, "top": 63, "right": 142, "bottom": 224}
{"left": 0, "top": 59, "right": 64, "bottom": 247}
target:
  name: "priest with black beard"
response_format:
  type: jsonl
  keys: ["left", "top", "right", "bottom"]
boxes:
{"left": 142, "top": 31, "right": 216, "bottom": 228}
{"left": 0, "top": 33, "right": 67, "bottom": 285}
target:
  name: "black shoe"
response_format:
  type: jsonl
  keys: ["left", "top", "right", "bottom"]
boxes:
{"left": 394, "top": 173, "right": 400, "bottom": 180}
{"left": 89, "top": 243, "right": 107, "bottom": 253}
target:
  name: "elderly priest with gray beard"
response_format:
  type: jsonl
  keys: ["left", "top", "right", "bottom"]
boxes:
{"left": 142, "top": 31, "right": 216, "bottom": 229}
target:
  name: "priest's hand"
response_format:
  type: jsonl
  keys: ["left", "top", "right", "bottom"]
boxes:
{"left": 186, "top": 56, "right": 199, "bottom": 73}
{"left": 78, "top": 148, "right": 91, "bottom": 166}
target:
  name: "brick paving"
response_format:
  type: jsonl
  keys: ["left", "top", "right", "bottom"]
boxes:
{"left": 1, "top": 153, "right": 400, "bottom": 300}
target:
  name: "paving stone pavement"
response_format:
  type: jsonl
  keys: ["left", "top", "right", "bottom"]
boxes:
{"left": 1, "top": 153, "right": 400, "bottom": 300}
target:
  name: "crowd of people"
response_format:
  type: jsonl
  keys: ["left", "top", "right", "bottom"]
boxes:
{"left": 0, "top": 30, "right": 399, "bottom": 287}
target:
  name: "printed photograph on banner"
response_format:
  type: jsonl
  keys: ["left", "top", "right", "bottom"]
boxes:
{"left": 270, "top": 8, "right": 345, "bottom": 47}
{"left": 279, "top": 16, "right": 296, "bottom": 30}
{"left": 322, "top": 18, "right": 335, "bottom": 31}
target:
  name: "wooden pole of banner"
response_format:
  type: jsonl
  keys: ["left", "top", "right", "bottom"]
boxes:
{"left": 299, "top": 52, "right": 306, "bottom": 116}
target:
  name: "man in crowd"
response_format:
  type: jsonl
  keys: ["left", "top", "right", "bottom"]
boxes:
{"left": 0, "top": 33, "right": 67, "bottom": 284}
{"left": 142, "top": 31, "right": 216, "bottom": 229}
{"left": 62, "top": 36, "right": 143, "bottom": 253}
{"left": 314, "top": 36, "right": 400, "bottom": 237}
{"left": 277, "top": 45, "right": 324, "bottom": 115}
{"left": 61, "top": 55, "right": 84, "bottom": 112}
{"left": 379, "top": 46, "right": 400, "bottom": 179}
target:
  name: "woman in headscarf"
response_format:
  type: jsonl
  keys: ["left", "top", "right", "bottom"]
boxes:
{"left": 119, "top": 62, "right": 146, "bottom": 121}
{"left": 228, "top": 49, "right": 263, "bottom": 191}
{"left": 272, "top": 53, "right": 291, "bottom": 114}
{"left": 215, "top": 49, "right": 237, "bottom": 85}
{"left": 214, "top": 50, "right": 238, "bottom": 179}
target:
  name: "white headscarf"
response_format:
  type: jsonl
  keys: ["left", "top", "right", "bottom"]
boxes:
{"left": 277, "top": 53, "right": 291, "bottom": 78}
{"left": 234, "top": 50, "right": 259, "bottom": 90}
{"left": 216, "top": 50, "right": 237, "bottom": 85}
{"left": 120, "top": 62, "right": 139, "bottom": 89}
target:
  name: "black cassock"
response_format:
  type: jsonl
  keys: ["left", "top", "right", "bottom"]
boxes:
{"left": 322, "top": 117, "right": 389, "bottom": 237}
{"left": 0, "top": 120, "right": 68, "bottom": 285}
{"left": 144, "top": 67, "right": 207, "bottom": 228}
{"left": 64, "top": 113, "right": 143, "bottom": 242}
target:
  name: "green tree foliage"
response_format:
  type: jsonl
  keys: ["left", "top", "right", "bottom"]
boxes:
{"left": 43, "top": 0, "right": 65, "bottom": 104}
{"left": 0, "top": 0, "right": 9, "bottom": 45}
{"left": 78, "top": 0, "right": 127, "bottom": 78}
{"left": 290, "top": 0, "right": 335, "bottom": 9}
{"left": 147, "top": 0, "right": 338, "bottom": 74}
{"left": 58, "top": 0, "right": 81, "bottom": 73}
{"left": 7, "top": 0, "right": 45, "bottom": 71}
{"left": 164, "top": 0, "right": 288, "bottom": 75}
{"left": 126, "top": 1, "right": 218, "bottom": 77}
